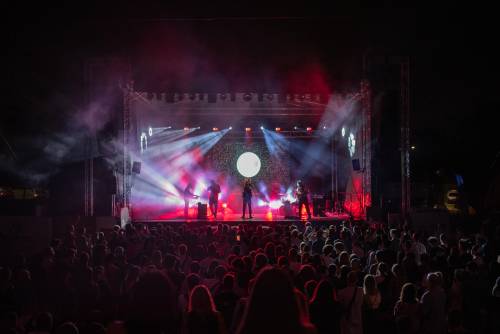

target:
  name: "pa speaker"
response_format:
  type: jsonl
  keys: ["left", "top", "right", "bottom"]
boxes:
{"left": 132, "top": 161, "right": 141, "bottom": 174}
{"left": 352, "top": 159, "right": 360, "bottom": 171}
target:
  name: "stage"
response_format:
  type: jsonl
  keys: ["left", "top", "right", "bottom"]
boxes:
{"left": 123, "top": 90, "right": 372, "bottom": 222}
{"left": 132, "top": 212, "right": 351, "bottom": 225}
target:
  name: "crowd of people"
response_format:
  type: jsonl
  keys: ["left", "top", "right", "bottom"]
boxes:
{"left": 1, "top": 217, "right": 500, "bottom": 334}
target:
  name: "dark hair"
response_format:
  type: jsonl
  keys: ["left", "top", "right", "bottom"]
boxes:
{"left": 237, "top": 267, "right": 309, "bottom": 334}
{"left": 35, "top": 312, "right": 53, "bottom": 332}
{"left": 223, "top": 273, "right": 235, "bottom": 290}
{"left": 188, "top": 285, "right": 217, "bottom": 313}
{"left": 399, "top": 282, "right": 418, "bottom": 304}
{"left": 127, "top": 271, "right": 177, "bottom": 333}
{"left": 310, "top": 279, "right": 336, "bottom": 304}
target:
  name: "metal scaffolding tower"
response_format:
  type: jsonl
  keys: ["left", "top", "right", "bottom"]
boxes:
{"left": 400, "top": 57, "right": 411, "bottom": 217}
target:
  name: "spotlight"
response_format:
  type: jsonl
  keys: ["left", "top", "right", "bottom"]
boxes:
{"left": 294, "top": 126, "right": 298, "bottom": 130}
{"left": 245, "top": 127, "right": 252, "bottom": 132}
{"left": 323, "top": 126, "right": 327, "bottom": 130}
{"left": 306, "top": 127, "right": 313, "bottom": 132}
{"left": 196, "top": 127, "right": 201, "bottom": 130}
{"left": 411, "top": 145, "right": 416, "bottom": 150}
{"left": 213, "top": 127, "right": 219, "bottom": 131}
{"left": 275, "top": 127, "right": 281, "bottom": 132}
{"left": 222, "top": 203, "right": 228, "bottom": 209}
{"left": 341, "top": 127, "right": 346, "bottom": 137}
{"left": 260, "top": 126, "right": 264, "bottom": 130}
{"left": 229, "top": 126, "right": 233, "bottom": 130}
{"left": 184, "top": 127, "right": 190, "bottom": 131}
{"left": 148, "top": 126, "right": 153, "bottom": 137}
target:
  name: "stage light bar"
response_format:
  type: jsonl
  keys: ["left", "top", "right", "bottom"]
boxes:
{"left": 245, "top": 127, "right": 252, "bottom": 132}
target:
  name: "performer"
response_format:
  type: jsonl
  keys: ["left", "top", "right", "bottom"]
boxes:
{"left": 241, "top": 178, "right": 253, "bottom": 219}
{"left": 183, "top": 183, "right": 199, "bottom": 218}
{"left": 207, "top": 180, "right": 221, "bottom": 219}
{"left": 295, "top": 180, "right": 312, "bottom": 220}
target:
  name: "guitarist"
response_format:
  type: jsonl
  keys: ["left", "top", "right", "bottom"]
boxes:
{"left": 183, "top": 183, "right": 199, "bottom": 218}
{"left": 295, "top": 180, "right": 312, "bottom": 220}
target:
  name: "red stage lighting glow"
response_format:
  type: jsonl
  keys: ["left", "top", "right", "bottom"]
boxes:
{"left": 275, "top": 127, "right": 281, "bottom": 132}
{"left": 222, "top": 203, "right": 228, "bottom": 209}
{"left": 306, "top": 127, "right": 313, "bottom": 132}
{"left": 245, "top": 127, "right": 252, "bottom": 132}
{"left": 266, "top": 211, "right": 273, "bottom": 221}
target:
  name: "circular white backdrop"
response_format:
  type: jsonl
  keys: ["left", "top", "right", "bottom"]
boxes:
{"left": 236, "top": 152, "right": 261, "bottom": 178}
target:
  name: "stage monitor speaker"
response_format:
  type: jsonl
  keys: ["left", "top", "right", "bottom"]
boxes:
{"left": 132, "top": 161, "right": 141, "bottom": 174}
{"left": 352, "top": 159, "right": 360, "bottom": 171}
{"left": 197, "top": 203, "right": 207, "bottom": 219}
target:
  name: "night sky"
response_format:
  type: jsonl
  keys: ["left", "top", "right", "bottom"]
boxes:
{"left": 2, "top": 2, "right": 498, "bottom": 207}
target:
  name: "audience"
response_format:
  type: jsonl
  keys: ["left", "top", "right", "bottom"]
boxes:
{"left": 0, "top": 216, "right": 499, "bottom": 334}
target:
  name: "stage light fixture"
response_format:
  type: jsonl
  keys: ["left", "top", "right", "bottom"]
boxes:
{"left": 148, "top": 126, "right": 153, "bottom": 137}
{"left": 212, "top": 127, "right": 219, "bottom": 131}
{"left": 236, "top": 152, "right": 261, "bottom": 178}
{"left": 323, "top": 126, "right": 327, "bottom": 129}
{"left": 245, "top": 127, "right": 252, "bottom": 132}
{"left": 306, "top": 127, "right": 313, "bottom": 132}
{"left": 184, "top": 127, "right": 190, "bottom": 131}
{"left": 341, "top": 127, "right": 346, "bottom": 137}
{"left": 275, "top": 127, "right": 281, "bottom": 132}
{"left": 294, "top": 126, "right": 299, "bottom": 130}
{"left": 229, "top": 126, "right": 233, "bottom": 130}
{"left": 260, "top": 126, "right": 264, "bottom": 130}
{"left": 411, "top": 145, "right": 416, "bottom": 150}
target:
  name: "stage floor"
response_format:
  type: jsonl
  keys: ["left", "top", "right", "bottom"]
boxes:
{"left": 133, "top": 212, "right": 351, "bottom": 224}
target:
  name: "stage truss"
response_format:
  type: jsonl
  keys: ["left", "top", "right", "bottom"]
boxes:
{"left": 119, "top": 85, "right": 373, "bottom": 219}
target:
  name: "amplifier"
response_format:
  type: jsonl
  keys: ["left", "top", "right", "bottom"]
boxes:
{"left": 197, "top": 203, "right": 208, "bottom": 219}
